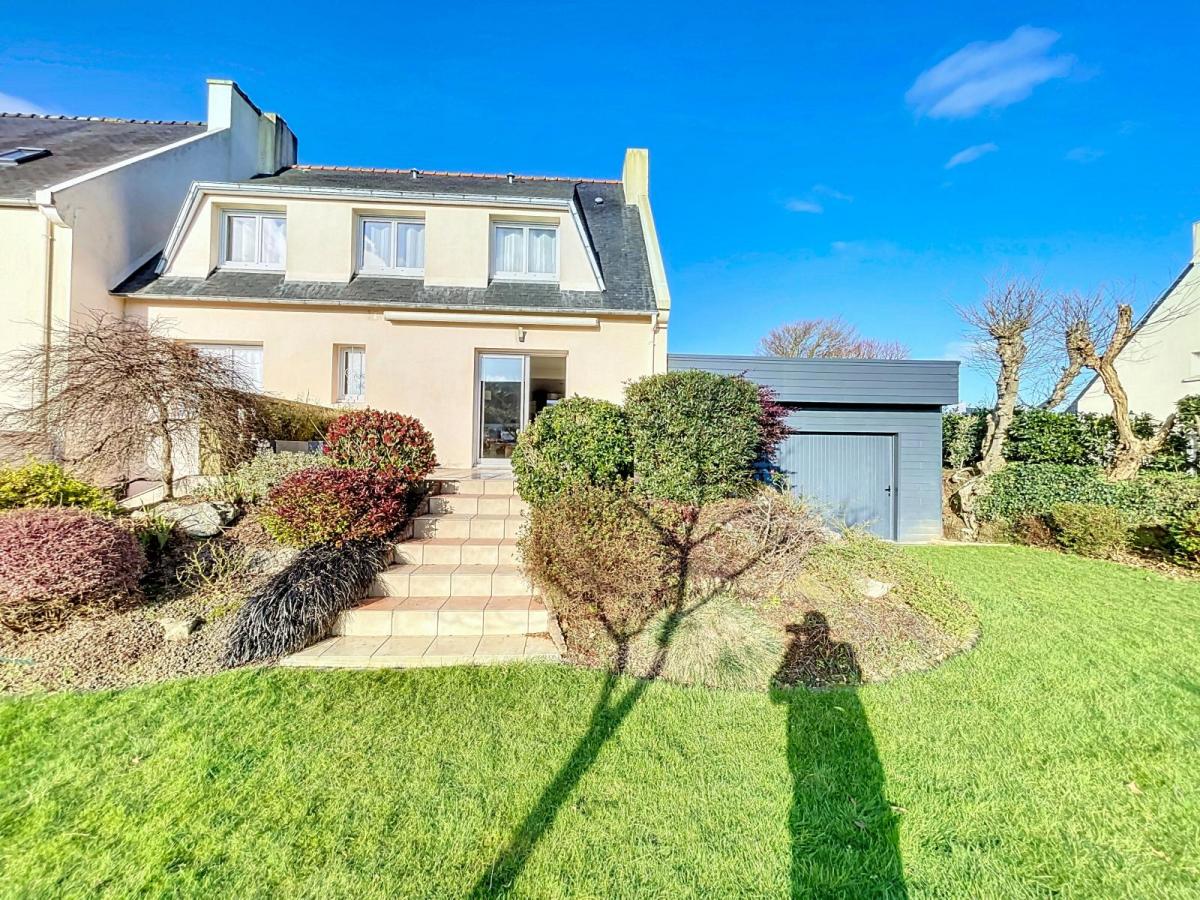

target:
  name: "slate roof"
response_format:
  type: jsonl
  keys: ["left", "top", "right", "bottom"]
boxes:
{"left": 115, "top": 167, "right": 658, "bottom": 314}
{"left": 0, "top": 114, "right": 204, "bottom": 201}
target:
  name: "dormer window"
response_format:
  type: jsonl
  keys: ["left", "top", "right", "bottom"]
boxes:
{"left": 491, "top": 222, "right": 558, "bottom": 282}
{"left": 358, "top": 217, "right": 425, "bottom": 276}
{"left": 220, "top": 211, "right": 286, "bottom": 270}
{"left": 0, "top": 147, "right": 50, "bottom": 166}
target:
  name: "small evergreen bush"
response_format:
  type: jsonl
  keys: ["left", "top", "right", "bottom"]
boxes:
{"left": 625, "top": 370, "right": 763, "bottom": 504}
{"left": 323, "top": 410, "right": 437, "bottom": 478}
{"left": 201, "top": 450, "right": 331, "bottom": 504}
{"left": 259, "top": 467, "right": 411, "bottom": 548}
{"left": 511, "top": 397, "right": 633, "bottom": 505}
{"left": 0, "top": 508, "right": 145, "bottom": 631}
{"left": 0, "top": 461, "right": 118, "bottom": 514}
{"left": 1048, "top": 503, "right": 1129, "bottom": 558}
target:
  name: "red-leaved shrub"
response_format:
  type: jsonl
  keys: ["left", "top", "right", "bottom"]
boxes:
{"left": 323, "top": 410, "right": 437, "bottom": 479}
{"left": 258, "top": 466, "right": 411, "bottom": 547}
{"left": 0, "top": 508, "right": 146, "bottom": 632}
{"left": 757, "top": 385, "right": 789, "bottom": 459}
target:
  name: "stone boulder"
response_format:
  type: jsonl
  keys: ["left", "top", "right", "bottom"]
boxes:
{"left": 154, "top": 500, "right": 240, "bottom": 538}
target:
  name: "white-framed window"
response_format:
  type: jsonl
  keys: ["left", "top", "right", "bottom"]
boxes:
{"left": 1191, "top": 351, "right": 1200, "bottom": 378}
{"left": 193, "top": 343, "right": 264, "bottom": 391}
{"left": 337, "top": 346, "right": 366, "bottom": 402}
{"left": 491, "top": 222, "right": 558, "bottom": 281}
{"left": 220, "top": 211, "right": 286, "bottom": 270}
{"left": 358, "top": 217, "right": 425, "bottom": 275}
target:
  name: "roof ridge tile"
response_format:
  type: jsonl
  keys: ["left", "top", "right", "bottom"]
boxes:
{"left": 291, "top": 164, "right": 619, "bottom": 184}
{"left": 0, "top": 112, "right": 204, "bottom": 126}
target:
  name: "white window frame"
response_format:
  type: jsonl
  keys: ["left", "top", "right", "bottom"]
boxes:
{"left": 218, "top": 210, "right": 287, "bottom": 271}
{"left": 490, "top": 221, "right": 560, "bottom": 282}
{"left": 191, "top": 343, "right": 264, "bottom": 392}
{"left": 356, "top": 216, "right": 426, "bottom": 277}
{"left": 337, "top": 345, "right": 367, "bottom": 403}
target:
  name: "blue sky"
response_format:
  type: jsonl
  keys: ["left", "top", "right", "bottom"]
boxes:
{"left": 3, "top": 1, "right": 1198, "bottom": 403}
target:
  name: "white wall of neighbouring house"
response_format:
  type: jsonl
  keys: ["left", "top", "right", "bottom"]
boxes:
{"left": 1075, "top": 225, "right": 1200, "bottom": 421}
{"left": 124, "top": 299, "right": 659, "bottom": 469}
{"left": 0, "top": 80, "right": 295, "bottom": 457}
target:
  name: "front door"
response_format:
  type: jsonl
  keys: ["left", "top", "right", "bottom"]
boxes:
{"left": 477, "top": 353, "right": 528, "bottom": 465}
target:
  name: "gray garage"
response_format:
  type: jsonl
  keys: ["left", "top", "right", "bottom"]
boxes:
{"left": 667, "top": 354, "right": 960, "bottom": 542}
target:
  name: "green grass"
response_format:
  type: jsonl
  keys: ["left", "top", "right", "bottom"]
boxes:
{"left": 1, "top": 546, "right": 1198, "bottom": 897}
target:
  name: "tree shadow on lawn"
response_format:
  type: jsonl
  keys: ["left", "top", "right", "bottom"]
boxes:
{"left": 771, "top": 612, "right": 907, "bottom": 898}
{"left": 471, "top": 503, "right": 904, "bottom": 897}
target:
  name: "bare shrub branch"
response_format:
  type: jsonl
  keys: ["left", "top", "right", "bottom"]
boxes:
{"left": 0, "top": 312, "right": 261, "bottom": 499}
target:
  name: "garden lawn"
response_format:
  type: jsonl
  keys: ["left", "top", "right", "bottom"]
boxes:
{"left": 2, "top": 546, "right": 1198, "bottom": 898}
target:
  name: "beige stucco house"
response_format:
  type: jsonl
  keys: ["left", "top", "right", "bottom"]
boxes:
{"left": 1073, "top": 222, "right": 1200, "bottom": 420}
{"left": 0, "top": 80, "right": 296, "bottom": 439}
{"left": 115, "top": 151, "right": 671, "bottom": 470}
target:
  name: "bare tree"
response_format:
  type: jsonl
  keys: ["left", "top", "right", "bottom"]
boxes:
{"left": 0, "top": 312, "right": 260, "bottom": 499}
{"left": 960, "top": 279, "right": 1047, "bottom": 474}
{"left": 950, "top": 279, "right": 1046, "bottom": 538}
{"left": 1048, "top": 291, "right": 1176, "bottom": 479}
{"left": 758, "top": 316, "right": 909, "bottom": 360}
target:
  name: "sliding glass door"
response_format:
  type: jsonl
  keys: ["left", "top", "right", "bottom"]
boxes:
{"left": 477, "top": 354, "right": 528, "bottom": 464}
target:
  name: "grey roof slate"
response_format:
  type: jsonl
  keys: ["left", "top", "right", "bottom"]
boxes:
{"left": 0, "top": 115, "right": 204, "bottom": 201}
{"left": 115, "top": 169, "right": 658, "bottom": 314}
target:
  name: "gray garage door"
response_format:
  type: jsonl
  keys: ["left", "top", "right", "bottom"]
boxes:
{"left": 777, "top": 432, "right": 896, "bottom": 539}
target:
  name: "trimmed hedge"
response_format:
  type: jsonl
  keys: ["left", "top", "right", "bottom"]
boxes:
{"left": 1048, "top": 503, "right": 1129, "bottom": 558}
{"left": 976, "top": 464, "right": 1121, "bottom": 522}
{"left": 0, "top": 461, "right": 118, "bottom": 514}
{"left": 511, "top": 397, "right": 633, "bottom": 506}
{"left": 0, "top": 508, "right": 145, "bottom": 632}
{"left": 323, "top": 410, "right": 437, "bottom": 479}
{"left": 625, "top": 371, "right": 763, "bottom": 505}
{"left": 259, "top": 467, "right": 411, "bottom": 548}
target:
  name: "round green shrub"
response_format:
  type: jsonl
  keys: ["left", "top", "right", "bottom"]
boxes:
{"left": 0, "top": 508, "right": 145, "bottom": 632}
{"left": 259, "top": 467, "right": 411, "bottom": 548}
{"left": 511, "top": 397, "right": 633, "bottom": 505}
{"left": 1048, "top": 503, "right": 1129, "bottom": 558}
{"left": 976, "top": 464, "right": 1121, "bottom": 522}
{"left": 0, "top": 461, "right": 118, "bottom": 514}
{"left": 323, "top": 410, "right": 437, "bottom": 479}
{"left": 624, "top": 371, "right": 763, "bottom": 505}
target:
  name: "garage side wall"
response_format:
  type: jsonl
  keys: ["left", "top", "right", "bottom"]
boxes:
{"left": 784, "top": 407, "right": 944, "bottom": 542}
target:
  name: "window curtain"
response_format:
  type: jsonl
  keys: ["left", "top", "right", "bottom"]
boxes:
{"left": 260, "top": 217, "right": 287, "bottom": 267}
{"left": 226, "top": 215, "right": 257, "bottom": 263}
{"left": 494, "top": 226, "right": 525, "bottom": 274}
{"left": 362, "top": 220, "right": 392, "bottom": 269}
{"left": 396, "top": 222, "right": 425, "bottom": 270}
{"left": 342, "top": 348, "right": 366, "bottom": 399}
{"left": 527, "top": 227, "right": 556, "bottom": 275}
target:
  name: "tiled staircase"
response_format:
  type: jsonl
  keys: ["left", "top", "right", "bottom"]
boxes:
{"left": 281, "top": 473, "right": 560, "bottom": 669}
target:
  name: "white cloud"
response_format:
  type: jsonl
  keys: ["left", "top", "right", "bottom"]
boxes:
{"left": 944, "top": 142, "right": 999, "bottom": 169}
{"left": 812, "top": 184, "right": 853, "bottom": 202}
{"left": 1065, "top": 145, "right": 1103, "bottom": 163}
{"left": 906, "top": 26, "right": 1075, "bottom": 119}
{"left": 0, "top": 90, "right": 49, "bottom": 115}
{"left": 785, "top": 199, "right": 823, "bottom": 214}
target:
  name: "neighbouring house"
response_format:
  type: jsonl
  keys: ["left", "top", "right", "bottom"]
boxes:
{"left": 670, "top": 355, "right": 959, "bottom": 541}
{"left": 1072, "top": 221, "right": 1200, "bottom": 420}
{"left": 113, "top": 152, "right": 671, "bottom": 470}
{"left": 0, "top": 79, "right": 296, "bottom": 460}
